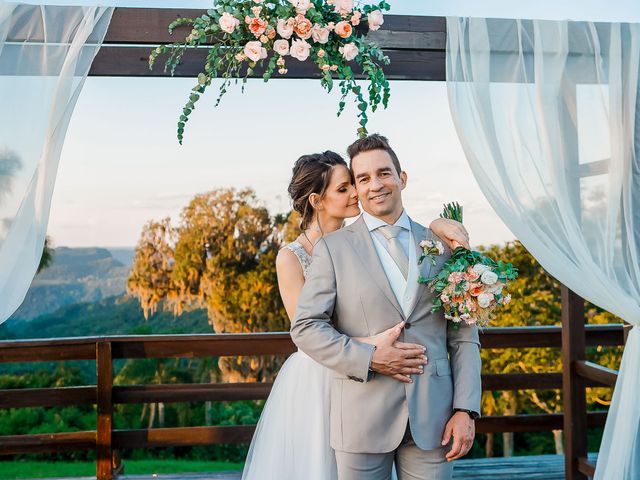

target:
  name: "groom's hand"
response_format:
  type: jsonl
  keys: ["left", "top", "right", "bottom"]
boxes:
{"left": 442, "top": 411, "right": 475, "bottom": 461}
{"left": 370, "top": 342, "right": 428, "bottom": 383}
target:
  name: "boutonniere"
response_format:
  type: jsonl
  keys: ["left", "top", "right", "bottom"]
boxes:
{"left": 418, "top": 239, "right": 445, "bottom": 266}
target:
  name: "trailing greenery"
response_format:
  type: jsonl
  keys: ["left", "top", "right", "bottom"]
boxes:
{"left": 148, "top": 0, "right": 391, "bottom": 143}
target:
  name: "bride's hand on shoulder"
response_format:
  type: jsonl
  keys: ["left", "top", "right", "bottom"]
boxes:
{"left": 429, "top": 218, "right": 470, "bottom": 250}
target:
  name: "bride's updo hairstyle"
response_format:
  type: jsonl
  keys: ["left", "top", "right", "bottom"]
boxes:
{"left": 288, "top": 151, "right": 348, "bottom": 230}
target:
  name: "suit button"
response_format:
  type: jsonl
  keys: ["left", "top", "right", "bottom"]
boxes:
{"left": 405, "top": 323, "right": 412, "bottom": 329}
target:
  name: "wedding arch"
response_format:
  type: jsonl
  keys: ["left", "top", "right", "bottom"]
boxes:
{"left": 0, "top": 4, "right": 637, "bottom": 480}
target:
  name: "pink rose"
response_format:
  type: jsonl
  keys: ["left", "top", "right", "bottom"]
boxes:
{"left": 448, "top": 271, "right": 465, "bottom": 284}
{"left": 289, "top": 38, "right": 311, "bottom": 61}
{"left": 244, "top": 41, "right": 266, "bottom": 62}
{"left": 277, "top": 18, "right": 294, "bottom": 39}
{"left": 440, "top": 294, "right": 450, "bottom": 303}
{"left": 333, "top": 0, "right": 354, "bottom": 15}
{"left": 351, "top": 10, "right": 361, "bottom": 26}
{"left": 273, "top": 39, "right": 290, "bottom": 56}
{"left": 367, "top": 10, "right": 384, "bottom": 31}
{"left": 311, "top": 24, "right": 330, "bottom": 44}
{"left": 219, "top": 12, "right": 240, "bottom": 34}
{"left": 251, "top": 6, "right": 262, "bottom": 17}
{"left": 339, "top": 42, "right": 359, "bottom": 61}
{"left": 290, "top": 0, "right": 311, "bottom": 15}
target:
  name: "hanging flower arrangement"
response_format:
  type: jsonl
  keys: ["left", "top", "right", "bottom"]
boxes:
{"left": 149, "top": 0, "right": 391, "bottom": 143}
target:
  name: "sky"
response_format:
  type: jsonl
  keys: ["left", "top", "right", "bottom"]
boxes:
{"left": 50, "top": 78, "right": 516, "bottom": 248}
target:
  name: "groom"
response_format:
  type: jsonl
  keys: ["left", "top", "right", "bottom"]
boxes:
{"left": 290, "top": 134, "right": 481, "bottom": 479}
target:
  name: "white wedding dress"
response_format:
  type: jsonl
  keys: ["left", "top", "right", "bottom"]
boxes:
{"left": 242, "top": 241, "right": 398, "bottom": 480}
{"left": 242, "top": 241, "right": 337, "bottom": 480}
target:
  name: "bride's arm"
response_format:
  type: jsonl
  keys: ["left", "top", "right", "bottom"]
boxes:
{"left": 276, "top": 248, "right": 306, "bottom": 322}
{"left": 430, "top": 218, "right": 471, "bottom": 250}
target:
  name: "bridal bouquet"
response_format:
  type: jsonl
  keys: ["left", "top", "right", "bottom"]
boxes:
{"left": 149, "top": 0, "right": 391, "bottom": 143}
{"left": 419, "top": 203, "right": 518, "bottom": 329}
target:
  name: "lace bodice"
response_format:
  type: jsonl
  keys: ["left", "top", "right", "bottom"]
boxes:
{"left": 284, "top": 241, "right": 312, "bottom": 278}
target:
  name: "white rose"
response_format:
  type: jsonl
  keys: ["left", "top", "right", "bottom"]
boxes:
{"left": 472, "top": 263, "right": 491, "bottom": 275}
{"left": 219, "top": 12, "right": 240, "bottom": 34}
{"left": 480, "top": 270, "right": 498, "bottom": 285}
{"left": 488, "top": 283, "right": 503, "bottom": 295}
{"left": 502, "top": 294, "right": 512, "bottom": 305}
{"left": 339, "top": 42, "right": 359, "bottom": 61}
{"left": 243, "top": 41, "right": 264, "bottom": 62}
{"left": 273, "top": 39, "right": 290, "bottom": 56}
{"left": 311, "top": 24, "right": 330, "bottom": 44}
{"left": 477, "top": 293, "right": 493, "bottom": 308}
{"left": 289, "top": 38, "right": 311, "bottom": 61}
{"left": 367, "top": 10, "right": 384, "bottom": 31}
{"left": 277, "top": 18, "right": 294, "bottom": 39}
{"left": 435, "top": 241, "right": 445, "bottom": 255}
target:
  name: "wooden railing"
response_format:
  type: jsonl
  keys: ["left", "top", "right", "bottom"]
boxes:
{"left": 0, "top": 295, "right": 627, "bottom": 480}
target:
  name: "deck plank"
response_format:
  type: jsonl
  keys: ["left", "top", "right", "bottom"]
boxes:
{"left": 27, "top": 454, "right": 598, "bottom": 480}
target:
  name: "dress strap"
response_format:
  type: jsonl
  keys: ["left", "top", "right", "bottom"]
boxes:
{"left": 284, "top": 241, "right": 312, "bottom": 278}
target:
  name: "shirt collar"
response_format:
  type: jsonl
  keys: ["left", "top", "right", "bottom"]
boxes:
{"left": 362, "top": 210, "right": 411, "bottom": 232}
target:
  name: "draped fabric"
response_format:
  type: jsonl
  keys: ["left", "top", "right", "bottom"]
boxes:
{"left": 446, "top": 17, "right": 640, "bottom": 479}
{"left": 0, "top": 3, "right": 113, "bottom": 323}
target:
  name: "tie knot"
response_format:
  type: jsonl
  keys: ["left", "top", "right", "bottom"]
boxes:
{"left": 378, "top": 225, "right": 404, "bottom": 240}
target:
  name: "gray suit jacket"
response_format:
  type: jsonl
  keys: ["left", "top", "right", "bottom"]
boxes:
{"left": 290, "top": 216, "right": 481, "bottom": 453}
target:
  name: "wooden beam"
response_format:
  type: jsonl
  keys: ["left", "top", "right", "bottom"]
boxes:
{"left": 113, "top": 382, "right": 274, "bottom": 404}
{"left": 574, "top": 360, "right": 618, "bottom": 388}
{"left": 578, "top": 457, "right": 597, "bottom": 477}
{"left": 0, "top": 431, "right": 96, "bottom": 455}
{"left": 113, "top": 425, "right": 256, "bottom": 448}
{"left": 476, "top": 411, "right": 607, "bottom": 434}
{"left": 561, "top": 286, "right": 588, "bottom": 480}
{"left": 0, "top": 386, "right": 96, "bottom": 408}
{"left": 96, "top": 342, "right": 113, "bottom": 480}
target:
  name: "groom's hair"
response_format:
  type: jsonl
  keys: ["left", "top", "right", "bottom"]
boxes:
{"left": 347, "top": 134, "right": 402, "bottom": 175}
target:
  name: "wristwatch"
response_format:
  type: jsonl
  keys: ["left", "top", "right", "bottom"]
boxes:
{"left": 454, "top": 408, "right": 480, "bottom": 420}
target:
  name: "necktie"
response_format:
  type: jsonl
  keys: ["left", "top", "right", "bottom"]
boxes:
{"left": 377, "top": 225, "right": 409, "bottom": 279}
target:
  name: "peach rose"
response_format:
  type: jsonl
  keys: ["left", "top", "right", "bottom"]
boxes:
{"left": 248, "top": 17, "right": 268, "bottom": 37}
{"left": 273, "top": 39, "right": 290, "bottom": 56}
{"left": 317, "top": 48, "right": 325, "bottom": 58}
{"left": 448, "top": 271, "right": 465, "bottom": 284}
{"left": 277, "top": 18, "right": 294, "bottom": 39}
{"left": 468, "top": 282, "right": 484, "bottom": 297}
{"left": 244, "top": 41, "right": 266, "bottom": 62}
{"left": 276, "top": 56, "right": 286, "bottom": 66}
{"left": 330, "top": 64, "right": 338, "bottom": 71}
{"left": 219, "top": 12, "right": 240, "bottom": 34}
{"left": 278, "top": 67, "right": 288, "bottom": 74}
{"left": 351, "top": 10, "right": 361, "bottom": 26}
{"left": 311, "top": 24, "right": 330, "bottom": 44}
{"left": 367, "top": 10, "right": 384, "bottom": 31}
{"left": 339, "top": 42, "right": 359, "bottom": 61}
{"left": 294, "top": 14, "right": 313, "bottom": 39}
{"left": 334, "top": 20, "right": 352, "bottom": 39}
{"left": 251, "top": 6, "right": 262, "bottom": 16}
{"left": 289, "top": 38, "right": 311, "bottom": 61}
{"left": 266, "top": 28, "right": 276, "bottom": 39}
{"left": 259, "top": 34, "right": 269, "bottom": 43}
{"left": 321, "top": 64, "right": 330, "bottom": 71}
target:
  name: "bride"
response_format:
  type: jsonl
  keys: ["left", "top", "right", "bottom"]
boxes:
{"left": 242, "top": 151, "right": 470, "bottom": 480}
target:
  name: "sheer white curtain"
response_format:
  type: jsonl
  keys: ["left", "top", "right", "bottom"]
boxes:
{"left": 0, "top": 4, "right": 113, "bottom": 323}
{"left": 446, "top": 17, "right": 640, "bottom": 479}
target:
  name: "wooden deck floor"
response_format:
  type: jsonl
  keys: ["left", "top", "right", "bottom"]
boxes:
{"left": 32, "top": 454, "right": 597, "bottom": 480}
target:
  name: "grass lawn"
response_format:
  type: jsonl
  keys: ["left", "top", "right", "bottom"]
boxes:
{"left": 0, "top": 460, "right": 244, "bottom": 479}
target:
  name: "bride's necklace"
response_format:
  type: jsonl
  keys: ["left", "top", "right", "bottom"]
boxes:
{"left": 303, "top": 227, "right": 321, "bottom": 250}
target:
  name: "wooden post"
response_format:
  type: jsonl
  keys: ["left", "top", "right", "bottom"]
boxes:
{"left": 96, "top": 341, "right": 114, "bottom": 480}
{"left": 561, "top": 285, "right": 587, "bottom": 480}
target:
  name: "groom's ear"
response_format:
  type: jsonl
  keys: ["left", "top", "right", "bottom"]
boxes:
{"left": 399, "top": 171, "right": 408, "bottom": 190}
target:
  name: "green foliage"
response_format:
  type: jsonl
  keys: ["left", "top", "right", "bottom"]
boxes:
{"left": 148, "top": 0, "right": 391, "bottom": 142}
{"left": 36, "top": 236, "right": 54, "bottom": 274}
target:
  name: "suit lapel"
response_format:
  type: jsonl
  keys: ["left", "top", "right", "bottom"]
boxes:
{"left": 406, "top": 220, "right": 432, "bottom": 319}
{"left": 346, "top": 217, "right": 404, "bottom": 318}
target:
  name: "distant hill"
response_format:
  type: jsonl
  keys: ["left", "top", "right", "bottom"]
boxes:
{"left": 9, "top": 247, "right": 135, "bottom": 321}
{"left": 0, "top": 295, "right": 211, "bottom": 340}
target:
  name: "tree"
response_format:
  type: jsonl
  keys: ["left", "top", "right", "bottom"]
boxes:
{"left": 477, "top": 241, "right": 623, "bottom": 456}
{"left": 128, "top": 188, "right": 290, "bottom": 381}
{"left": 37, "top": 236, "right": 54, "bottom": 274}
